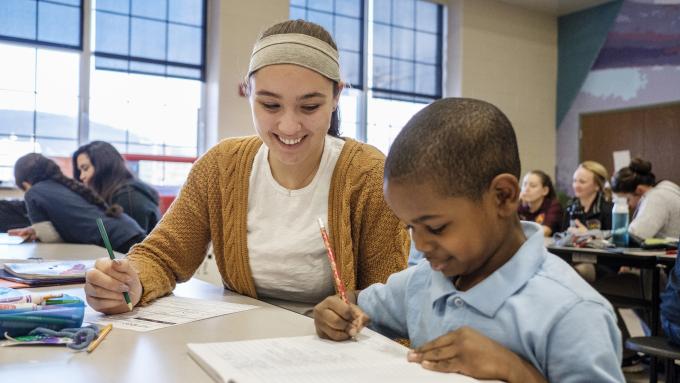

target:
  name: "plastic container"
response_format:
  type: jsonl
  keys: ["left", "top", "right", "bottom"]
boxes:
{"left": 0, "top": 294, "right": 85, "bottom": 337}
{"left": 612, "top": 196, "right": 630, "bottom": 247}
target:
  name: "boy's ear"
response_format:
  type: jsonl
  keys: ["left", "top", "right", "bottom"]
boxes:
{"left": 490, "top": 174, "right": 520, "bottom": 217}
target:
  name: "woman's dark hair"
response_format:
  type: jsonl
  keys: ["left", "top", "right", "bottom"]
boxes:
{"left": 611, "top": 157, "right": 656, "bottom": 193}
{"left": 252, "top": 19, "right": 342, "bottom": 137}
{"left": 529, "top": 170, "right": 557, "bottom": 200}
{"left": 73, "top": 141, "right": 134, "bottom": 204}
{"left": 15, "top": 153, "right": 122, "bottom": 217}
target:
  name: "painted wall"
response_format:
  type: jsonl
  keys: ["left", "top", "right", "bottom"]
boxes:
{"left": 450, "top": 0, "right": 558, "bottom": 179}
{"left": 556, "top": 0, "right": 680, "bottom": 192}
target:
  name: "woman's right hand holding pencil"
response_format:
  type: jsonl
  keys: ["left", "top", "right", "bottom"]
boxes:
{"left": 313, "top": 292, "right": 370, "bottom": 341}
{"left": 85, "top": 258, "right": 142, "bottom": 314}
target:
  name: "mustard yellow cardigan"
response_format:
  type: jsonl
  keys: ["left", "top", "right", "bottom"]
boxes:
{"left": 128, "top": 136, "right": 409, "bottom": 304}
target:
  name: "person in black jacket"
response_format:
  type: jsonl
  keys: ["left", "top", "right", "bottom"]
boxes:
{"left": 73, "top": 141, "right": 161, "bottom": 234}
{"left": 9, "top": 153, "right": 145, "bottom": 253}
{"left": 560, "top": 160, "right": 613, "bottom": 232}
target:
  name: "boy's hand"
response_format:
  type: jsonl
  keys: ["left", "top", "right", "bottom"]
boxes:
{"left": 407, "top": 327, "right": 546, "bottom": 383}
{"left": 313, "top": 294, "right": 370, "bottom": 341}
{"left": 85, "top": 258, "right": 142, "bottom": 314}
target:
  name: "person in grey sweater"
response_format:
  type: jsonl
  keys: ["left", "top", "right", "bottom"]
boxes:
{"left": 611, "top": 158, "right": 680, "bottom": 241}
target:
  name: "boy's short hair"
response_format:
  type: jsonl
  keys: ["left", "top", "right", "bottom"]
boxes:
{"left": 385, "top": 98, "right": 521, "bottom": 200}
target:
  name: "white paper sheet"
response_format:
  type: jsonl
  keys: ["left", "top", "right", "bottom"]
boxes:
{"left": 187, "top": 330, "right": 483, "bottom": 383}
{"left": 85, "top": 295, "right": 258, "bottom": 332}
{"left": 0, "top": 233, "right": 25, "bottom": 245}
{"left": 613, "top": 150, "right": 631, "bottom": 172}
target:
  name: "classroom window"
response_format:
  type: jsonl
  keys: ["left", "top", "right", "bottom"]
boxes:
{"left": 0, "top": 0, "right": 83, "bottom": 50}
{"left": 0, "top": 42, "right": 80, "bottom": 181}
{"left": 0, "top": 0, "right": 206, "bottom": 187}
{"left": 290, "top": 0, "right": 444, "bottom": 153}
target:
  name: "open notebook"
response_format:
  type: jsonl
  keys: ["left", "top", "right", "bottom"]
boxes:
{"left": 2, "top": 260, "right": 94, "bottom": 284}
{"left": 187, "top": 329, "right": 485, "bottom": 383}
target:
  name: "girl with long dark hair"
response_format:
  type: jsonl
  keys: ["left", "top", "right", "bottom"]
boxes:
{"left": 9, "top": 153, "right": 145, "bottom": 253}
{"left": 73, "top": 141, "right": 160, "bottom": 234}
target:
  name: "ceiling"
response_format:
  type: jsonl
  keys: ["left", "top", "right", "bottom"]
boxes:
{"left": 499, "top": 0, "right": 614, "bottom": 16}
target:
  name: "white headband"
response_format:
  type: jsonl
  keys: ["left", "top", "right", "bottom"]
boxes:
{"left": 247, "top": 33, "right": 341, "bottom": 82}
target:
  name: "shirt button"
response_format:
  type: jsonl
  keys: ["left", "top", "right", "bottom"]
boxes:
{"left": 453, "top": 297, "right": 464, "bottom": 307}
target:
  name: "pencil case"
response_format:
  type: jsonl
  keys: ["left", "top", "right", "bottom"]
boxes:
{"left": 0, "top": 294, "right": 85, "bottom": 337}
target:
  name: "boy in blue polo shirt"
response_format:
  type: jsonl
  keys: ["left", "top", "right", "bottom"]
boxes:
{"left": 314, "top": 98, "right": 623, "bottom": 382}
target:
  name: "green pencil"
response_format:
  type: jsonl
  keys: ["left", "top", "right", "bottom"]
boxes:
{"left": 96, "top": 218, "right": 133, "bottom": 311}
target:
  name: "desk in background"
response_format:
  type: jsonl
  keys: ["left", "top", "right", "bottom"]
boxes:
{"left": 547, "top": 245, "right": 676, "bottom": 337}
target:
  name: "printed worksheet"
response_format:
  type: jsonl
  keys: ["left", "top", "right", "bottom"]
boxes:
{"left": 188, "top": 330, "right": 488, "bottom": 383}
{"left": 86, "top": 295, "right": 258, "bottom": 332}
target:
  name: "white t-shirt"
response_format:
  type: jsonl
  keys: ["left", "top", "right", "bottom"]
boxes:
{"left": 247, "top": 135, "right": 345, "bottom": 304}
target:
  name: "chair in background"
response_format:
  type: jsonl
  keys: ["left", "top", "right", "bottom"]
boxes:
{"left": 626, "top": 336, "right": 680, "bottom": 383}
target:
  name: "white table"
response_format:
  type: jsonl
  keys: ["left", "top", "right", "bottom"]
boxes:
{"left": 0, "top": 279, "right": 316, "bottom": 382}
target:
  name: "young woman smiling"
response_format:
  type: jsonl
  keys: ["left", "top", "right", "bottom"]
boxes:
{"left": 518, "top": 170, "right": 562, "bottom": 237}
{"left": 84, "top": 20, "right": 409, "bottom": 315}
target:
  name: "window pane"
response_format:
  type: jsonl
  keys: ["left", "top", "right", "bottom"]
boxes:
{"left": 35, "top": 96, "right": 78, "bottom": 139}
{"left": 138, "top": 161, "right": 192, "bottom": 186}
{"left": 0, "top": 137, "right": 38, "bottom": 182}
{"left": 309, "top": 0, "right": 333, "bottom": 12}
{"left": 415, "top": 63, "right": 437, "bottom": 95}
{"left": 393, "top": 60, "right": 414, "bottom": 92}
{"left": 335, "top": 16, "right": 360, "bottom": 52}
{"left": 372, "top": 57, "right": 391, "bottom": 89}
{"left": 95, "top": 11, "right": 129, "bottom": 55}
{"left": 95, "top": 0, "right": 205, "bottom": 80}
{"left": 339, "top": 88, "right": 361, "bottom": 139}
{"left": 416, "top": 1, "right": 439, "bottom": 33}
{"left": 393, "top": 0, "right": 414, "bottom": 28}
{"left": 373, "top": 23, "right": 390, "bottom": 57}
{"left": 290, "top": 6, "right": 305, "bottom": 20}
{"left": 373, "top": 0, "right": 391, "bottom": 24}
{"left": 96, "top": 0, "right": 129, "bottom": 13}
{"left": 38, "top": 1, "right": 80, "bottom": 46}
{"left": 367, "top": 96, "right": 426, "bottom": 154}
{"left": 0, "top": 91, "right": 34, "bottom": 136}
{"left": 290, "top": 0, "right": 306, "bottom": 6}
{"left": 169, "top": 0, "right": 203, "bottom": 25}
{"left": 168, "top": 24, "right": 202, "bottom": 65}
{"left": 392, "top": 28, "right": 413, "bottom": 60}
{"left": 336, "top": 0, "right": 361, "bottom": 17}
{"left": 0, "top": 0, "right": 37, "bottom": 41}
{"left": 415, "top": 32, "right": 437, "bottom": 64}
{"left": 131, "top": 0, "right": 166, "bottom": 19}
{"left": 339, "top": 51, "right": 361, "bottom": 87}
{"left": 38, "top": 138, "right": 77, "bottom": 157}
{"left": 36, "top": 49, "right": 79, "bottom": 96}
{"left": 307, "top": 11, "right": 334, "bottom": 34}
{"left": 89, "top": 70, "right": 200, "bottom": 156}
{"left": 131, "top": 18, "right": 166, "bottom": 60}
{"left": 0, "top": 0, "right": 81, "bottom": 49}
{"left": 0, "top": 44, "right": 36, "bottom": 91}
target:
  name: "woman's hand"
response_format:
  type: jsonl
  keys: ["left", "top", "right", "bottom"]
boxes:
{"left": 567, "top": 219, "right": 587, "bottom": 234}
{"left": 407, "top": 327, "right": 546, "bottom": 383}
{"left": 85, "top": 258, "right": 142, "bottom": 314}
{"left": 313, "top": 293, "right": 369, "bottom": 341}
{"left": 8, "top": 226, "right": 37, "bottom": 241}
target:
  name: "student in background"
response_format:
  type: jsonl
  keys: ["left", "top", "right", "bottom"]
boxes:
{"left": 84, "top": 19, "right": 408, "bottom": 315}
{"left": 73, "top": 141, "right": 161, "bottom": 234}
{"left": 560, "top": 161, "right": 613, "bottom": 232}
{"left": 8, "top": 153, "right": 145, "bottom": 253}
{"left": 518, "top": 170, "right": 562, "bottom": 237}
{"left": 611, "top": 158, "right": 680, "bottom": 241}
{"left": 314, "top": 98, "right": 623, "bottom": 383}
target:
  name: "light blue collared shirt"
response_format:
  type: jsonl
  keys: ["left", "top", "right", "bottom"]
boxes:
{"left": 358, "top": 221, "right": 624, "bottom": 383}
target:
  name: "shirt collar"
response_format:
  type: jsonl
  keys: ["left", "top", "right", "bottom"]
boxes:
{"left": 428, "top": 222, "right": 546, "bottom": 317}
